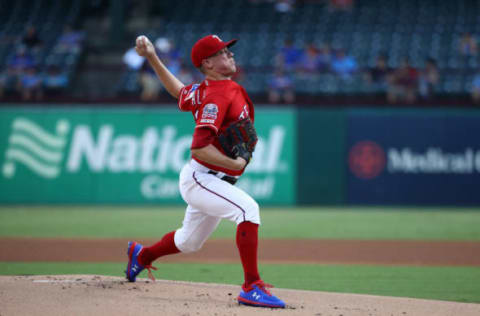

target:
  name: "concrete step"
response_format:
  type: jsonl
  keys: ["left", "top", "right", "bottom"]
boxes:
{"left": 72, "top": 68, "right": 124, "bottom": 98}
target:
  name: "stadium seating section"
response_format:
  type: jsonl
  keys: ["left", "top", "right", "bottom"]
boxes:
{"left": 120, "top": 0, "right": 480, "bottom": 96}
{"left": 0, "top": 0, "right": 84, "bottom": 97}
{"left": 1, "top": 0, "right": 479, "bottom": 98}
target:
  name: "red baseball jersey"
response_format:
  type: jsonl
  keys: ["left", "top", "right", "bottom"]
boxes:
{"left": 178, "top": 79, "right": 255, "bottom": 176}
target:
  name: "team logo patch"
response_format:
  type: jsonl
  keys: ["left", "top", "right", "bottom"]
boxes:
{"left": 202, "top": 103, "right": 218, "bottom": 120}
{"left": 185, "top": 84, "right": 199, "bottom": 100}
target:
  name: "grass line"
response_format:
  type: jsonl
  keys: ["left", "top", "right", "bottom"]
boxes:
{"left": 0, "top": 206, "right": 480, "bottom": 240}
{"left": 1, "top": 262, "right": 479, "bottom": 303}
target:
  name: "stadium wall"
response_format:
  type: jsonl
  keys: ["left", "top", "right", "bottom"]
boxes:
{"left": 0, "top": 106, "right": 295, "bottom": 205}
{"left": 345, "top": 108, "right": 480, "bottom": 206}
{"left": 1, "top": 106, "right": 479, "bottom": 206}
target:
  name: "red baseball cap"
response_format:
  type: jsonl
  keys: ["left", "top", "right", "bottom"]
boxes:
{"left": 191, "top": 35, "right": 237, "bottom": 68}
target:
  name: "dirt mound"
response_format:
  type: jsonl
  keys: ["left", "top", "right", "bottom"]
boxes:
{"left": 1, "top": 275, "right": 479, "bottom": 316}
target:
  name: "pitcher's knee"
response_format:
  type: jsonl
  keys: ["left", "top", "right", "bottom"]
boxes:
{"left": 242, "top": 199, "right": 260, "bottom": 225}
{"left": 174, "top": 230, "right": 205, "bottom": 253}
{"left": 177, "top": 241, "right": 202, "bottom": 253}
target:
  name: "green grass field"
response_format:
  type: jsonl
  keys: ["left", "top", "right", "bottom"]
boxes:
{"left": 1, "top": 206, "right": 480, "bottom": 240}
{"left": 1, "top": 206, "right": 480, "bottom": 303}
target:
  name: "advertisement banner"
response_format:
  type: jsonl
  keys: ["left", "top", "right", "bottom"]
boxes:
{"left": 347, "top": 110, "right": 480, "bottom": 205}
{"left": 0, "top": 107, "right": 296, "bottom": 205}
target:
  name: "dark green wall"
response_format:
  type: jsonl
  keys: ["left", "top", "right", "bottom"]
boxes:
{"left": 297, "top": 109, "right": 346, "bottom": 205}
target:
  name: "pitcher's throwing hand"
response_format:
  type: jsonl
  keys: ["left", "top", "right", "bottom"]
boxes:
{"left": 135, "top": 35, "right": 155, "bottom": 58}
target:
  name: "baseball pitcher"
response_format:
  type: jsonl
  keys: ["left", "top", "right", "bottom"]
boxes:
{"left": 125, "top": 34, "right": 285, "bottom": 309}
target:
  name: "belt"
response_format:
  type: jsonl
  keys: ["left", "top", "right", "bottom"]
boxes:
{"left": 208, "top": 170, "right": 238, "bottom": 185}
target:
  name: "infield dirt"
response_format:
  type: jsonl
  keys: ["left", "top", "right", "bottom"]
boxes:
{"left": 1, "top": 275, "right": 480, "bottom": 316}
{"left": 1, "top": 238, "right": 480, "bottom": 316}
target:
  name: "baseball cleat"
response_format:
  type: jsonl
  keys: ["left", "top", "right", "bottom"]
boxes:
{"left": 125, "top": 241, "right": 157, "bottom": 282}
{"left": 237, "top": 280, "right": 285, "bottom": 308}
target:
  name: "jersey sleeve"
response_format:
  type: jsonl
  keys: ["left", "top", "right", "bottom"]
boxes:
{"left": 194, "top": 93, "right": 230, "bottom": 133}
{"left": 178, "top": 83, "right": 199, "bottom": 112}
{"left": 191, "top": 126, "right": 215, "bottom": 149}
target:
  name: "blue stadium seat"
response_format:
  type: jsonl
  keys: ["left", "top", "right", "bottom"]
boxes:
{"left": 111, "top": 0, "right": 480, "bottom": 97}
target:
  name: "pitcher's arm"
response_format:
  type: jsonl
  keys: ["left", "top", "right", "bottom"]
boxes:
{"left": 135, "top": 35, "right": 184, "bottom": 99}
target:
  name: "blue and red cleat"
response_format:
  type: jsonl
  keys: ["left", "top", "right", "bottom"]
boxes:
{"left": 125, "top": 241, "right": 157, "bottom": 282}
{"left": 237, "top": 280, "right": 286, "bottom": 308}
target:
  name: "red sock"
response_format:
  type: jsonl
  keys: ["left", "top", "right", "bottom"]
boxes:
{"left": 139, "top": 231, "right": 180, "bottom": 266}
{"left": 236, "top": 221, "right": 260, "bottom": 288}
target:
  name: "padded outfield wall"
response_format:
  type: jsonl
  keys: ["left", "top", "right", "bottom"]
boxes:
{"left": 1, "top": 106, "right": 479, "bottom": 206}
{"left": 0, "top": 107, "right": 296, "bottom": 205}
{"left": 298, "top": 107, "right": 480, "bottom": 206}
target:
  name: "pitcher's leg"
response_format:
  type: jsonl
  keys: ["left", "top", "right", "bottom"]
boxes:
{"left": 174, "top": 205, "right": 222, "bottom": 253}
{"left": 139, "top": 231, "right": 180, "bottom": 265}
{"left": 185, "top": 173, "right": 262, "bottom": 286}
{"left": 126, "top": 205, "right": 220, "bottom": 282}
{"left": 236, "top": 221, "right": 260, "bottom": 286}
{"left": 179, "top": 168, "right": 284, "bottom": 307}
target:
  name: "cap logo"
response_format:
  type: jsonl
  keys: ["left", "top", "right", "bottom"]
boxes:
{"left": 212, "top": 35, "right": 222, "bottom": 42}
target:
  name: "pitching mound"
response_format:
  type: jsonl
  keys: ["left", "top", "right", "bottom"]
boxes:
{"left": 0, "top": 275, "right": 479, "bottom": 316}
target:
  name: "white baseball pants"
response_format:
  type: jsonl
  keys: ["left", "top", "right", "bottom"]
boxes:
{"left": 174, "top": 159, "right": 260, "bottom": 253}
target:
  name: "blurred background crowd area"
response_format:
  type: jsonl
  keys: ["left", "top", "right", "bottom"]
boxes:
{"left": 1, "top": 0, "right": 480, "bottom": 106}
